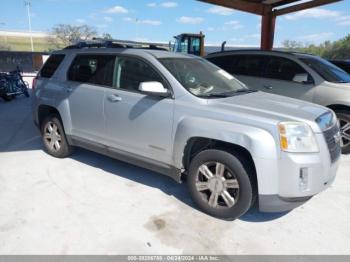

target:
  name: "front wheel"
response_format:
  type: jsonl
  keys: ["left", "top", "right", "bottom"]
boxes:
{"left": 335, "top": 110, "right": 350, "bottom": 154}
{"left": 187, "top": 149, "right": 254, "bottom": 220}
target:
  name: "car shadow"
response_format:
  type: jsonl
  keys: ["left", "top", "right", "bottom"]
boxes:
{"left": 240, "top": 207, "right": 290, "bottom": 222}
{"left": 1, "top": 97, "right": 290, "bottom": 222}
{"left": 70, "top": 148, "right": 290, "bottom": 222}
{"left": 70, "top": 147, "right": 195, "bottom": 206}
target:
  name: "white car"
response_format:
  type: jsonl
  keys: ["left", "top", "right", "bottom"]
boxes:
{"left": 206, "top": 50, "right": 350, "bottom": 154}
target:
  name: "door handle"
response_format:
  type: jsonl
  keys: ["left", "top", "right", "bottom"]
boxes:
{"left": 107, "top": 94, "right": 122, "bottom": 102}
{"left": 66, "top": 87, "right": 73, "bottom": 93}
{"left": 264, "top": 85, "right": 273, "bottom": 90}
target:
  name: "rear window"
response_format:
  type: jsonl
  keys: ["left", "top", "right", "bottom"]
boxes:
{"left": 40, "top": 54, "right": 65, "bottom": 78}
{"left": 68, "top": 55, "right": 116, "bottom": 87}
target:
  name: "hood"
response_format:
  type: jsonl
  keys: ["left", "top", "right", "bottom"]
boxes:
{"left": 208, "top": 91, "right": 329, "bottom": 133}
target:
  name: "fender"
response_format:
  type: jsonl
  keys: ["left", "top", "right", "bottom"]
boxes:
{"left": 35, "top": 98, "right": 73, "bottom": 143}
{"left": 171, "top": 116, "right": 282, "bottom": 194}
{"left": 33, "top": 78, "right": 73, "bottom": 137}
{"left": 172, "top": 116, "right": 279, "bottom": 169}
{"left": 55, "top": 99, "right": 73, "bottom": 138}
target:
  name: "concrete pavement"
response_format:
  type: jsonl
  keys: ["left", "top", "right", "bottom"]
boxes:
{"left": 0, "top": 95, "right": 349, "bottom": 255}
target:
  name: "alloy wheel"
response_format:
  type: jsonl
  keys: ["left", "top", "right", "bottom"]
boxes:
{"left": 43, "top": 121, "right": 62, "bottom": 152}
{"left": 195, "top": 162, "right": 240, "bottom": 209}
{"left": 339, "top": 117, "right": 350, "bottom": 148}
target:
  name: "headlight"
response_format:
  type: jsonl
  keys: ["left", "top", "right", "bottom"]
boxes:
{"left": 278, "top": 122, "right": 319, "bottom": 153}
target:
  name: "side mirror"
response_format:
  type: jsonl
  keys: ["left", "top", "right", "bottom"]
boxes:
{"left": 293, "top": 73, "right": 314, "bottom": 85}
{"left": 138, "top": 82, "right": 169, "bottom": 97}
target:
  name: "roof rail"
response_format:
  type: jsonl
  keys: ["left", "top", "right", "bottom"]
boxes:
{"left": 206, "top": 48, "right": 300, "bottom": 56}
{"left": 64, "top": 38, "right": 169, "bottom": 51}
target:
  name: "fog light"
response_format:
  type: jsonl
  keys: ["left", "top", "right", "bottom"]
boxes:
{"left": 299, "top": 168, "right": 309, "bottom": 191}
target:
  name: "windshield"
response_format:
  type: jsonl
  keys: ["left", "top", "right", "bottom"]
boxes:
{"left": 301, "top": 57, "right": 350, "bottom": 83}
{"left": 159, "top": 58, "right": 250, "bottom": 98}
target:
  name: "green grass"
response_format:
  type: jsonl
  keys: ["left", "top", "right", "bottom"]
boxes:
{"left": 0, "top": 36, "right": 64, "bottom": 52}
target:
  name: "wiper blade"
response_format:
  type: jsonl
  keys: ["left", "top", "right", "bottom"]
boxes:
{"left": 198, "top": 93, "right": 229, "bottom": 98}
{"left": 233, "top": 89, "right": 257, "bottom": 94}
{"left": 218, "top": 89, "right": 257, "bottom": 96}
{"left": 198, "top": 89, "right": 257, "bottom": 98}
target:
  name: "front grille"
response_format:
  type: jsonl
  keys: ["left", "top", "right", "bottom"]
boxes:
{"left": 323, "top": 124, "right": 342, "bottom": 163}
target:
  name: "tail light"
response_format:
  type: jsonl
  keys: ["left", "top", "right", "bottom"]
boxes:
{"left": 32, "top": 76, "right": 38, "bottom": 90}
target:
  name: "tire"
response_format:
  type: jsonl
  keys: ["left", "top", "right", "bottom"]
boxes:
{"left": 24, "top": 89, "right": 30, "bottom": 97}
{"left": 187, "top": 149, "right": 254, "bottom": 220}
{"left": 335, "top": 110, "right": 350, "bottom": 154}
{"left": 1, "top": 94, "right": 13, "bottom": 102}
{"left": 41, "top": 114, "right": 74, "bottom": 158}
{"left": 22, "top": 82, "right": 30, "bottom": 97}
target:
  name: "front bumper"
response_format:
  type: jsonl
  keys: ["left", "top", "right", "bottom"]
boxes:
{"left": 255, "top": 133, "right": 340, "bottom": 213}
{"left": 258, "top": 195, "right": 313, "bottom": 213}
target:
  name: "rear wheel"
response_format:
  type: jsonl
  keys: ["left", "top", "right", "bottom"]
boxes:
{"left": 22, "top": 82, "right": 30, "bottom": 97}
{"left": 187, "top": 149, "right": 254, "bottom": 220}
{"left": 1, "top": 95, "right": 13, "bottom": 102}
{"left": 41, "top": 115, "right": 74, "bottom": 158}
{"left": 335, "top": 110, "right": 350, "bottom": 154}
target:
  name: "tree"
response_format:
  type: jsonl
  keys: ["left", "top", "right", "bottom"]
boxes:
{"left": 281, "top": 34, "right": 350, "bottom": 59}
{"left": 282, "top": 40, "right": 304, "bottom": 50}
{"left": 322, "top": 35, "right": 350, "bottom": 59}
{"left": 102, "top": 33, "right": 113, "bottom": 40}
{"left": 49, "top": 24, "right": 98, "bottom": 48}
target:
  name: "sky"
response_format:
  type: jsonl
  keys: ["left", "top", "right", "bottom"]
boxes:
{"left": 1, "top": 0, "right": 350, "bottom": 47}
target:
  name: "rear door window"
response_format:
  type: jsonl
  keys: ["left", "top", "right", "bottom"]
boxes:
{"left": 207, "top": 55, "right": 236, "bottom": 74}
{"left": 231, "top": 55, "right": 265, "bottom": 77}
{"left": 68, "top": 55, "right": 116, "bottom": 87}
{"left": 40, "top": 54, "right": 65, "bottom": 78}
{"left": 264, "top": 56, "right": 308, "bottom": 81}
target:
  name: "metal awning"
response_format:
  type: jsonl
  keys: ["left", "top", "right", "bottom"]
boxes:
{"left": 197, "top": 0, "right": 343, "bottom": 50}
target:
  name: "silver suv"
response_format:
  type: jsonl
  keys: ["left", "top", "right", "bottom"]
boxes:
{"left": 32, "top": 46, "right": 341, "bottom": 220}
{"left": 206, "top": 50, "right": 350, "bottom": 154}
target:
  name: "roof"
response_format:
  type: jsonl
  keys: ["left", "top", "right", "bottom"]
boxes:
{"left": 205, "top": 49, "right": 318, "bottom": 58}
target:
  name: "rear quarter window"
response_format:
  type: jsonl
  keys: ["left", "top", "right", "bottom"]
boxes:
{"left": 40, "top": 54, "right": 65, "bottom": 78}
